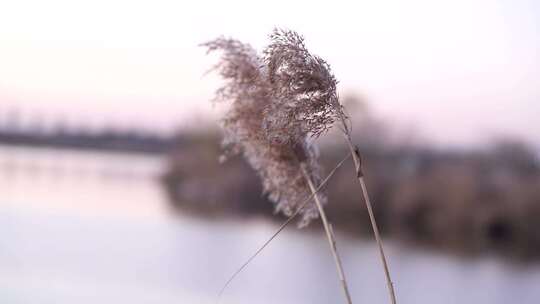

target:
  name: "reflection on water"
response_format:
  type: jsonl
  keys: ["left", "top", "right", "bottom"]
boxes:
{"left": 1, "top": 146, "right": 539, "bottom": 304}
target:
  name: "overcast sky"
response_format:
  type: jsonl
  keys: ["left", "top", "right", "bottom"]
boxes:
{"left": 1, "top": 0, "right": 539, "bottom": 147}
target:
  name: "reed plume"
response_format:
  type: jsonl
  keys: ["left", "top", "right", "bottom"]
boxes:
{"left": 262, "top": 29, "right": 397, "bottom": 304}
{"left": 203, "top": 36, "right": 325, "bottom": 227}
{"left": 204, "top": 31, "right": 353, "bottom": 303}
{"left": 204, "top": 29, "right": 397, "bottom": 304}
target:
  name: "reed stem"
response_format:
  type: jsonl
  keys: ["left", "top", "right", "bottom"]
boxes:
{"left": 217, "top": 154, "right": 351, "bottom": 302}
{"left": 301, "top": 164, "right": 353, "bottom": 304}
{"left": 341, "top": 128, "right": 397, "bottom": 304}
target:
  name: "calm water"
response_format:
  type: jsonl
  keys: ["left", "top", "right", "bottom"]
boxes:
{"left": 1, "top": 146, "right": 539, "bottom": 304}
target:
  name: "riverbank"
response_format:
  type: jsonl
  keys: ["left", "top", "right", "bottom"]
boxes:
{"left": 163, "top": 132, "right": 540, "bottom": 260}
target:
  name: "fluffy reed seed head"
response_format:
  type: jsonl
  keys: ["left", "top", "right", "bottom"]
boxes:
{"left": 263, "top": 29, "right": 344, "bottom": 144}
{"left": 203, "top": 29, "right": 342, "bottom": 226}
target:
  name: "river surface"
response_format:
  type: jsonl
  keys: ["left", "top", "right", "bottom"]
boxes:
{"left": 1, "top": 146, "right": 539, "bottom": 304}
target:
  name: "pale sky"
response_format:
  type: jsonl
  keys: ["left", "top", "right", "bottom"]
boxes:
{"left": 0, "top": 0, "right": 539, "bottom": 147}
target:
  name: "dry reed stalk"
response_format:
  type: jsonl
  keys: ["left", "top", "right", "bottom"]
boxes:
{"left": 338, "top": 113, "right": 397, "bottom": 304}
{"left": 205, "top": 28, "right": 397, "bottom": 304}
{"left": 301, "top": 163, "right": 353, "bottom": 304}
{"left": 262, "top": 29, "right": 397, "bottom": 304}
{"left": 217, "top": 153, "right": 351, "bottom": 302}
{"left": 204, "top": 35, "right": 354, "bottom": 304}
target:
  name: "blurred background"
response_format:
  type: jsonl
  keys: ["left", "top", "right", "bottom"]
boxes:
{"left": 1, "top": 0, "right": 539, "bottom": 303}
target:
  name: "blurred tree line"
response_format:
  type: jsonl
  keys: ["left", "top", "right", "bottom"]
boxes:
{"left": 163, "top": 97, "right": 540, "bottom": 259}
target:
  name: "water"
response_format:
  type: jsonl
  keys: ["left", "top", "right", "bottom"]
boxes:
{"left": 1, "top": 146, "right": 539, "bottom": 304}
